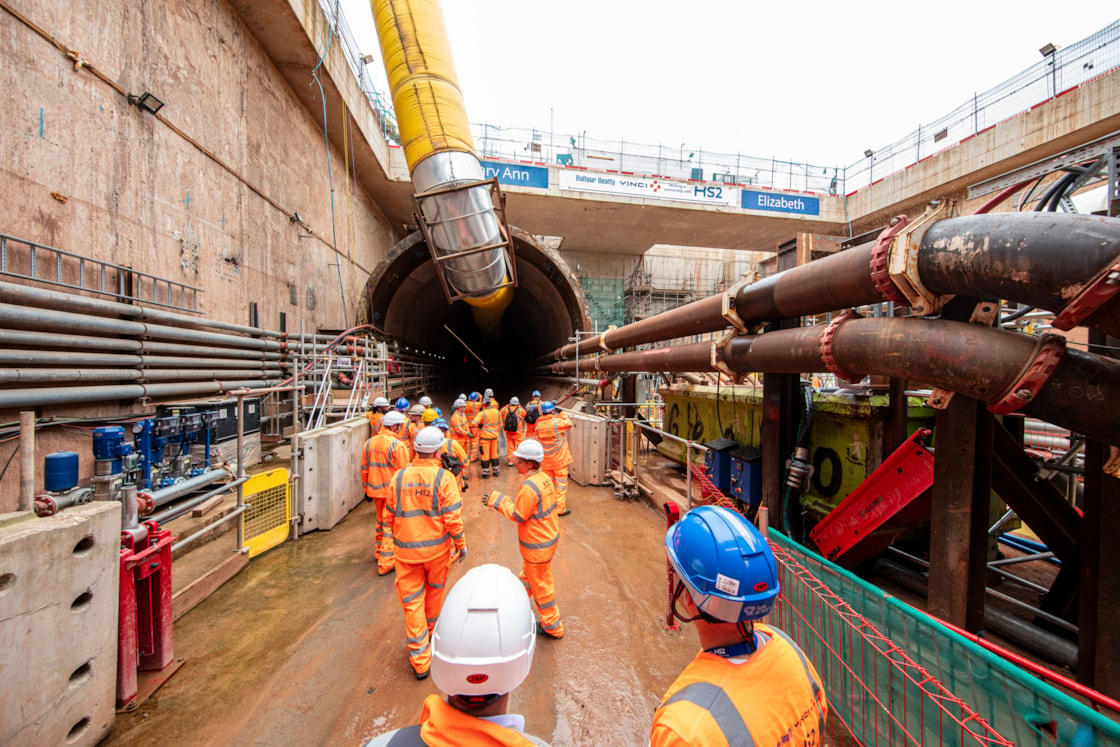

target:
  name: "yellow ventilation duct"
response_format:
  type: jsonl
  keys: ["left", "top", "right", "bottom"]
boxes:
{"left": 371, "top": 0, "right": 514, "bottom": 335}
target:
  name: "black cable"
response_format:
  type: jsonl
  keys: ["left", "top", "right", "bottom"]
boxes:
{"left": 1000, "top": 305, "right": 1036, "bottom": 324}
{"left": 0, "top": 443, "right": 19, "bottom": 485}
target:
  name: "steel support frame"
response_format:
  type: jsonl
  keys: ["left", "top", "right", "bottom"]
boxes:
{"left": 761, "top": 320, "right": 799, "bottom": 533}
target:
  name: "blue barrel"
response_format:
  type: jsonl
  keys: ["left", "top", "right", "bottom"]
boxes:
{"left": 44, "top": 451, "right": 80, "bottom": 492}
{"left": 92, "top": 426, "right": 125, "bottom": 459}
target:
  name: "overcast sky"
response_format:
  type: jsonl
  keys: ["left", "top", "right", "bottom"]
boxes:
{"left": 336, "top": 1, "right": 1117, "bottom": 168}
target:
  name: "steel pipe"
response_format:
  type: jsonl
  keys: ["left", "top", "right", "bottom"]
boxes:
{"left": 0, "top": 328, "right": 142, "bottom": 351}
{"left": 549, "top": 212, "right": 1120, "bottom": 360}
{"left": 140, "top": 340, "right": 282, "bottom": 360}
{"left": 148, "top": 476, "right": 248, "bottom": 525}
{"left": 144, "top": 469, "right": 230, "bottom": 508}
{"left": 0, "top": 379, "right": 278, "bottom": 410}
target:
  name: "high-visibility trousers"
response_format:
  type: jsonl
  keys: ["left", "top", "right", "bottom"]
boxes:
{"left": 521, "top": 558, "right": 563, "bottom": 637}
{"left": 373, "top": 495, "right": 394, "bottom": 574}
{"left": 505, "top": 431, "right": 523, "bottom": 463}
{"left": 469, "top": 429, "right": 480, "bottom": 462}
{"left": 479, "top": 438, "right": 499, "bottom": 463}
{"left": 394, "top": 554, "right": 452, "bottom": 674}
{"left": 525, "top": 423, "right": 537, "bottom": 441}
{"left": 545, "top": 465, "right": 569, "bottom": 513}
{"left": 452, "top": 434, "right": 471, "bottom": 460}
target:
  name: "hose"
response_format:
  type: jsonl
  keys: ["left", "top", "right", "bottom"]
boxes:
{"left": 780, "top": 380, "right": 815, "bottom": 539}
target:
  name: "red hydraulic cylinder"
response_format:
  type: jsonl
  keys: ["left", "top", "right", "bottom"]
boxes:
{"left": 662, "top": 502, "right": 681, "bottom": 632}
{"left": 117, "top": 521, "right": 175, "bottom": 710}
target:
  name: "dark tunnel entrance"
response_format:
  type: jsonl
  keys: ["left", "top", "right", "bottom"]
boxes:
{"left": 360, "top": 227, "right": 592, "bottom": 394}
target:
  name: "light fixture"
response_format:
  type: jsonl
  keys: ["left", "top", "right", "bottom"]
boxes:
{"left": 864, "top": 149, "right": 874, "bottom": 158}
{"left": 1039, "top": 42, "right": 1057, "bottom": 57}
{"left": 360, "top": 54, "right": 375, "bottom": 65}
{"left": 127, "top": 92, "right": 164, "bottom": 114}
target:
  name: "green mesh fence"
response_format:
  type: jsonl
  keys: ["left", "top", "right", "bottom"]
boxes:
{"left": 578, "top": 276, "right": 624, "bottom": 331}
{"left": 770, "top": 531, "right": 1120, "bottom": 746}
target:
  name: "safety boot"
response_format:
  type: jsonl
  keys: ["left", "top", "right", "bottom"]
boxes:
{"left": 481, "top": 465, "right": 490, "bottom": 478}
{"left": 491, "top": 460, "right": 500, "bottom": 476}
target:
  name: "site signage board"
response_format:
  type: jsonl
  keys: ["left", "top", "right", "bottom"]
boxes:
{"left": 558, "top": 170, "right": 737, "bottom": 206}
{"left": 480, "top": 160, "right": 549, "bottom": 189}
{"left": 740, "top": 190, "right": 820, "bottom": 216}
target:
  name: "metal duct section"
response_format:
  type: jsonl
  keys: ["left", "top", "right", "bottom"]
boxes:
{"left": 548, "top": 212, "right": 1120, "bottom": 360}
{"left": 372, "top": 0, "right": 515, "bottom": 336}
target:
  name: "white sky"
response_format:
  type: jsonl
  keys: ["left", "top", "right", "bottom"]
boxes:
{"left": 337, "top": 1, "right": 1117, "bottom": 168}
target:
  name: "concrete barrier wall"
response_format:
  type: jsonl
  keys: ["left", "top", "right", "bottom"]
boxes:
{"left": 295, "top": 417, "right": 369, "bottom": 533}
{"left": 565, "top": 408, "right": 608, "bottom": 487}
{"left": 0, "top": 503, "right": 121, "bottom": 746}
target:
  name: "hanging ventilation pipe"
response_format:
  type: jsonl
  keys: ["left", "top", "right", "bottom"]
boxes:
{"left": 372, "top": 0, "right": 516, "bottom": 337}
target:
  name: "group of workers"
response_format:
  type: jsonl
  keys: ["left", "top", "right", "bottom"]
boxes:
{"left": 361, "top": 391, "right": 827, "bottom": 746}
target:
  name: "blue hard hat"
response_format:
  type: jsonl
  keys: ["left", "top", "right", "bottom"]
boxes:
{"left": 540, "top": 401, "right": 555, "bottom": 414}
{"left": 665, "top": 506, "right": 779, "bottom": 623}
{"left": 435, "top": 407, "right": 443, "bottom": 418}
{"left": 532, "top": 390, "right": 541, "bottom": 398}
{"left": 433, "top": 418, "right": 449, "bottom": 431}
{"left": 394, "top": 397, "right": 410, "bottom": 412}
{"left": 469, "top": 392, "right": 480, "bottom": 401}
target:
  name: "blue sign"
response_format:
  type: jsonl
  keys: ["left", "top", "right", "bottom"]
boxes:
{"left": 741, "top": 190, "right": 820, "bottom": 216}
{"left": 480, "top": 160, "right": 549, "bottom": 189}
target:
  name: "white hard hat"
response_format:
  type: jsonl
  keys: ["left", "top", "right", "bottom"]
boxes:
{"left": 431, "top": 564, "right": 536, "bottom": 697}
{"left": 512, "top": 439, "right": 544, "bottom": 463}
{"left": 453, "top": 398, "right": 466, "bottom": 409}
{"left": 372, "top": 396, "right": 391, "bottom": 408}
{"left": 414, "top": 425, "right": 445, "bottom": 453}
{"left": 509, "top": 396, "right": 520, "bottom": 406}
{"left": 409, "top": 404, "right": 425, "bottom": 416}
{"left": 483, "top": 388, "right": 494, "bottom": 399}
{"left": 382, "top": 410, "right": 406, "bottom": 427}
{"left": 419, "top": 396, "right": 433, "bottom": 407}
{"left": 458, "top": 393, "right": 467, "bottom": 401}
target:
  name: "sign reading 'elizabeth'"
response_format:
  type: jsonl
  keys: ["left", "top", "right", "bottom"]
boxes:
{"left": 740, "top": 190, "right": 820, "bottom": 216}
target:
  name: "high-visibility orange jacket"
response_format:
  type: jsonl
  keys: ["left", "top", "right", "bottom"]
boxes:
{"left": 361, "top": 429, "right": 409, "bottom": 498}
{"left": 406, "top": 421, "right": 421, "bottom": 460}
{"left": 449, "top": 410, "right": 471, "bottom": 442}
{"left": 535, "top": 412, "right": 573, "bottom": 470}
{"left": 463, "top": 400, "right": 482, "bottom": 422}
{"left": 488, "top": 471, "right": 560, "bottom": 563}
{"left": 385, "top": 457, "right": 465, "bottom": 564}
{"left": 361, "top": 694, "right": 547, "bottom": 747}
{"left": 472, "top": 405, "right": 502, "bottom": 441}
{"left": 650, "top": 624, "right": 828, "bottom": 747}
{"left": 500, "top": 404, "right": 527, "bottom": 434}
{"left": 438, "top": 438, "right": 469, "bottom": 489}
{"left": 365, "top": 410, "right": 384, "bottom": 432}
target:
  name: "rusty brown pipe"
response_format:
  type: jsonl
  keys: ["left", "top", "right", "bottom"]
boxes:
{"left": 550, "top": 213, "right": 1120, "bottom": 360}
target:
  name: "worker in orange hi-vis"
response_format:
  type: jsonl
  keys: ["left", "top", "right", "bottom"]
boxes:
{"left": 384, "top": 426, "right": 467, "bottom": 680}
{"left": 360, "top": 410, "right": 411, "bottom": 576}
{"left": 448, "top": 398, "right": 472, "bottom": 456}
{"left": 365, "top": 396, "right": 391, "bottom": 433}
{"left": 406, "top": 404, "right": 425, "bottom": 460}
{"left": 523, "top": 390, "right": 543, "bottom": 440}
{"left": 432, "top": 418, "right": 469, "bottom": 494}
{"left": 534, "top": 402, "right": 573, "bottom": 516}
{"left": 650, "top": 506, "right": 828, "bottom": 747}
{"left": 500, "top": 396, "right": 527, "bottom": 467}
{"left": 464, "top": 392, "right": 482, "bottom": 462}
{"left": 472, "top": 397, "right": 503, "bottom": 479}
{"left": 482, "top": 439, "right": 564, "bottom": 639}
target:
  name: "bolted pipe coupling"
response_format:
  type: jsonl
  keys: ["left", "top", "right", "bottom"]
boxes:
{"left": 34, "top": 493, "right": 58, "bottom": 517}
{"left": 785, "top": 447, "right": 813, "bottom": 491}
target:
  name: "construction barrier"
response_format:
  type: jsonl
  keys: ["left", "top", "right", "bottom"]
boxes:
{"left": 241, "top": 468, "right": 290, "bottom": 558}
{"left": 770, "top": 531, "right": 1120, "bottom": 746}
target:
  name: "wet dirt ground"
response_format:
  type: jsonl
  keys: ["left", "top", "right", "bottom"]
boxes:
{"left": 105, "top": 458, "right": 700, "bottom": 746}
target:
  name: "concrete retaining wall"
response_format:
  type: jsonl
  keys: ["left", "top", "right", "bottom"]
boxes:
{"left": 0, "top": 503, "right": 121, "bottom": 746}
{"left": 295, "top": 417, "right": 369, "bottom": 533}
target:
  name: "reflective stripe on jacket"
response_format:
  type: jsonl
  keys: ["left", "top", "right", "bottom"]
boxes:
{"left": 535, "top": 412, "right": 573, "bottom": 470}
{"left": 650, "top": 623, "right": 828, "bottom": 747}
{"left": 360, "top": 694, "right": 547, "bottom": 747}
{"left": 472, "top": 406, "right": 502, "bottom": 441}
{"left": 386, "top": 458, "right": 465, "bottom": 564}
{"left": 449, "top": 410, "right": 471, "bottom": 441}
{"left": 500, "top": 404, "right": 527, "bottom": 434}
{"left": 366, "top": 410, "right": 384, "bottom": 432}
{"left": 361, "top": 430, "right": 409, "bottom": 497}
{"left": 491, "top": 471, "right": 560, "bottom": 563}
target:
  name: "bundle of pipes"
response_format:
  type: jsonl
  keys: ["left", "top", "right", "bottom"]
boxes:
{"left": 0, "top": 280, "right": 289, "bottom": 409}
{"left": 545, "top": 212, "right": 1120, "bottom": 446}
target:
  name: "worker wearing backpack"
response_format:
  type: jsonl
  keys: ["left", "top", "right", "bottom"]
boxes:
{"left": 500, "top": 397, "right": 527, "bottom": 466}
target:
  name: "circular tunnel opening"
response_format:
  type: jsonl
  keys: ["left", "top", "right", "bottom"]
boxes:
{"left": 361, "top": 228, "right": 591, "bottom": 396}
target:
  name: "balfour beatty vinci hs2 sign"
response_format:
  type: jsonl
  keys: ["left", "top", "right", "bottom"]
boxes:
{"left": 480, "top": 160, "right": 549, "bottom": 189}
{"left": 559, "top": 171, "right": 737, "bottom": 206}
{"left": 740, "top": 190, "right": 820, "bottom": 216}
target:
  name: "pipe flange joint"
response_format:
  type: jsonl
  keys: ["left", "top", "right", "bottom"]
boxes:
{"left": 886, "top": 200, "right": 956, "bottom": 316}
{"left": 819, "top": 310, "right": 862, "bottom": 382}
{"left": 869, "top": 216, "right": 910, "bottom": 303}
{"left": 711, "top": 330, "right": 743, "bottom": 383}
{"left": 1052, "top": 257, "right": 1120, "bottom": 332}
{"left": 989, "top": 333, "right": 1067, "bottom": 415}
{"left": 721, "top": 277, "right": 753, "bottom": 333}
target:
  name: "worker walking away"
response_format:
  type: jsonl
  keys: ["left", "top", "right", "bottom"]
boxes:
{"left": 360, "top": 410, "right": 410, "bottom": 576}
{"left": 650, "top": 506, "right": 828, "bottom": 747}
{"left": 384, "top": 426, "right": 468, "bottom": 679}
{"left": 465, "top": 392, "right": 482, "bottom": 462}
{"left": 473, "top": 397, "right": 503, "bottom": 478}
{"left": 449, "top": 398, "right": 472, "bottom": 457}
{"left": 500, "top": 397, "right": 527, "bottom": 466}
{"left": 366, "top": 396, "right": 391, "bottom": 432}
{"left": 361, "top": 564, "right": 549, "bottom": 746}
{"left": 534, "top": 402, "right": 572, "bottom": 516}
{"left": 483, "top": 439, "right": 564, "bottom": 639}
{"left": 433, "top": 418, "right": 469, "bottom": 494}
{"left": 524, "top": 390, "right": 543, "bottom": 440}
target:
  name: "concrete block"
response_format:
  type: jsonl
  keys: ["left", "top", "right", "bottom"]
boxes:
{"left": 295, "top": 417, "right": 367, "bottom": 532}
{"left": 0, "top": 503, "right": 120, "bottom": 747}
{"left": 565, "top": 408, "right": 608, "bottom": 487}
